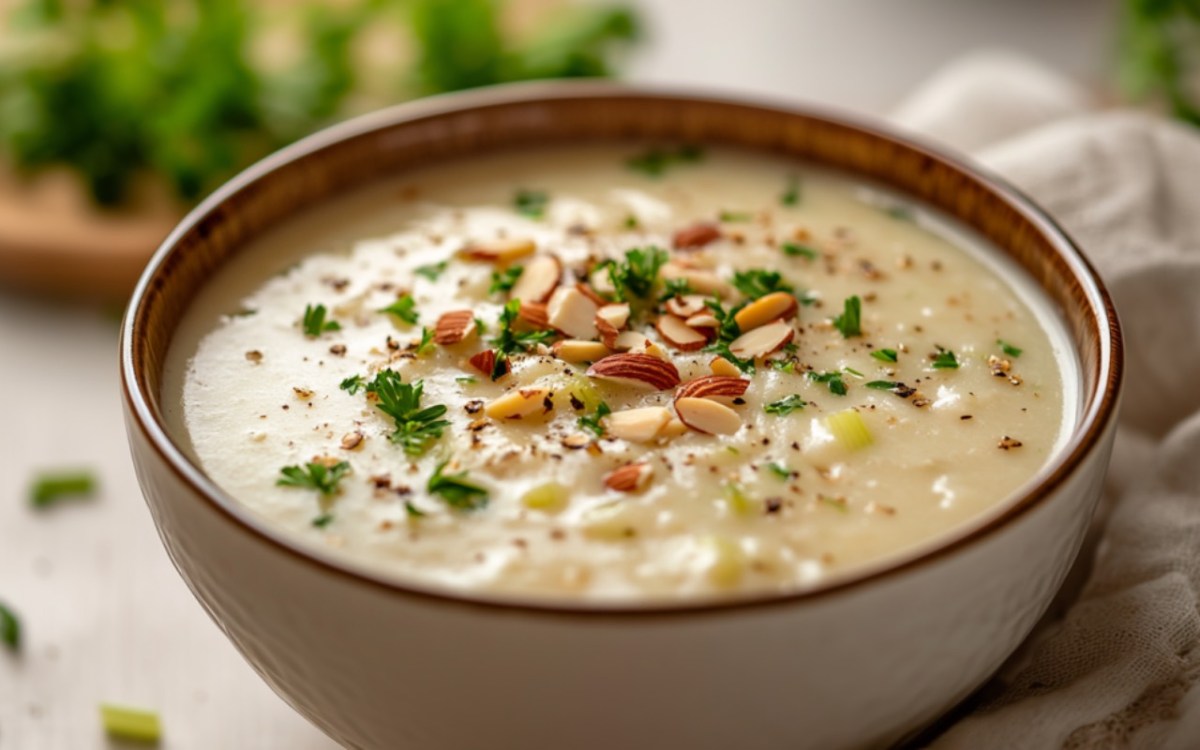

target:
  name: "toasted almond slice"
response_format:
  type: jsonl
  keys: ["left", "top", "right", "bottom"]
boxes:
{"left": 710, "top": 356, "right": 742, "bottom": 377}
{"left": 603, "top": 463, "right": 654, "bottom": 493}
{"left": 665, "top": 294, "right": 709, "bottom": 317}
{"left": 587, "top": 353, "right": 681, "bottom": 390}
{"left": 662, "top": 262, "right": 731, "bottom": 297}
{"left": 552, "top": 339, "right": 611, "bottom": 363}
{"left": 509, "top": 254, "right": 562, "bottom": 303}
{"left": 685, "top": 312, "right": 720, "bottom": 329}
{"left": 547, "top": 286, "right": 599, "bottom": 340}
{"left": 587, "top": 268, "right": 617, "bottom": 298}
{"left": 677, "top": 375, "right": 750, "bottom": 400}
{"left": 596, "top": 303, "right": 631, "bottom": 330}
{"left": 673, "top": 222, "right": 723, "bottom": 250}
{"left": 729, "top": 320, "right": 794, "bottom": 359}
{"left": 658, "top": 417, "right": 689, "bottom": 439}
{"left": 613, "top": 331, "right": 651, "bottom": 352}
{"left": 460, "top": 237, "right": 536, "bottom": 264}
{"left": 675, "top": 397, "right": 742, "bottom": 435}
{"left": 575, "top": 282, "right": 609, "bottom": 306}
{"left": 733, "top": 291, "right": 799, "bottom": 332}
{"left": 606, "top": 406, "right": 672, "bottom": 443}
{"left": 644, "top": 342, "right": 668, "bottom": 359}
{"left": 484, "top": 388, "right": 555, "bottom": 420}
{"left": 656, "top": 314, "right": 708, "bottom": 352}
{"left": 469, "top": 349, "right": 508, "bottom": 378}
{"left": 434, "top": 310, "right": 476, "bottom": 345}
{"left": 518, "top": 301, "right": 550, "bottom": 330}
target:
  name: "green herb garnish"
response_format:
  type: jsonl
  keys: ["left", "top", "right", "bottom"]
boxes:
{"left": 764, "top": 395, "right": 807, "bottom": 415}
{"left": 658, "top": 277, "right": 692, "bottom": 302}
{"left": 718, "top": 210, "right": 753, "bottom": 223}
{"left": 701, "top": 298, "right": 755, "bottom": 373}
{"left": 931, "top": 347, "right": 960, "bottom": 370}
{"left": 415, "top": 327, "right": 435, "bottom": 356}
{"left": 871, "top": 348, "right": 898, "bottom": 363}
{"left": 340, "top": 375, "right": 366, "bottom": 395}
{"left": 770, "top": 358, "right": 797, "bottom": 374}
{"left": 866, "top": 380, "right": 901, "bottom": 390}
{"left": 29, "top": 470, "right": 96, "bottom": 509}
{"left": 514, "top": 188, "right": 549, "bottom": 219}
{"left": 277, "top": 461, "right": 350, "bottom": 496}
{"left": 623, "top": 214, "right": 640, "bottom": 229}
{"left": 781, "top": 242, "right": 818, "bottom": 260}
{"left": 405, "top": 500, "right": 427, "bottom": 518}
{"left": 0, "top": 602, "right": 19, "bottom": 652}
{"left": 312, "top": 513, "right": 335, "bottom": 528}
{"left": 99, "top": 704, "right": 161, "bottom": 744}
{"left": 832, "top": 295, "right": 862, "bottom": 338}
{"left": 601, "top": 246, "right": 669, "bottom": 301}
{"left": 626, "top": 144, "right": 703, "bottom": 177}
{"left": 456, "top": 376, "right": 478, "bottom": 385}
{"left": 808, "top": 370, "right": 848, "bottom": 396}
{"left": 302, "top": 304, "right": 341, "bottom": 337}
{"left": 489, "top": 299, "right": 555, "bottom": 379}
{"left": 780, "top": 174, "right": 801, "bottom": 206}
{"left": 997, "top": 339, "right": 1023, "bottom": 358}
{"left": 379, "top": 295, "right": 419, "bottom": 325}
{"left": 414, "top": 261, "right": 448, "bottom": 281}
{"left": 489, "top": 266, "right": 524, "bottom": 296}
{"left": 578, "top": 401, "right": 612, "bottom": 437}
{"left": 365, "top": 370, "right": 449, "bottom": 455}
{"left": 767, "top": 462, "right": 792, "bottom": 480}
{"left": 427, "top": 460, "right": 488, "bottom": 511}
{"left": 731, "top": 269, "right": 794, "bottom": 300}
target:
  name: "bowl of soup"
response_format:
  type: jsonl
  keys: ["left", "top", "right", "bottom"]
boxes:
{"left": 121, "top": 83, "right": 1122, "bottom": 749}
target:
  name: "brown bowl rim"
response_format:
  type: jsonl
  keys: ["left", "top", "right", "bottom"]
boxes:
{"left": 120, "top": 81, "right": 1123, "bottom": 618}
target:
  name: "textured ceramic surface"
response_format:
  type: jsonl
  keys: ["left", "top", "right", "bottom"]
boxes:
{"left": 121, "top": 83, "right": 1123, "bottom": 750}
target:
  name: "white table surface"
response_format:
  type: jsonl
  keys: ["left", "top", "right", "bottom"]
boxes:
{"left": 0, "top": 1, "right": 1115, "bottom": 746}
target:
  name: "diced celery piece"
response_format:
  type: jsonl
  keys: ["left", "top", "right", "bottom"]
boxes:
{"left": 581, "top": 502, "right": 636, "bottom": 541}
{"left": 701, "top": 536, "right": 745, "bottom": 588}
{"left": 521, "top": 482, "right": 569, "bottom": 512}
{"left": 100, "top": 704, "right": 161, "bottom": 744}
{"left": 722, "top": 482, "right": 754, "bottom": 516}
{"left": 563, "top": 376, "right": 603, "bottom": 412}
{"left": 825, "top": 408, "right": 873, "bottom": 451}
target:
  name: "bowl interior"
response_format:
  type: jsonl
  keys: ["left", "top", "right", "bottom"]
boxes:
{"left": 122, "top": 83, "right": 1121, "bottom": 611}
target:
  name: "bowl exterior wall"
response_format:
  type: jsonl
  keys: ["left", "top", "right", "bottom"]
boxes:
{"left": 126, "top": 404, "right": 1116, "bottom": 750}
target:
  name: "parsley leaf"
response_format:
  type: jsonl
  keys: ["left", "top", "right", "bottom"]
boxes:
{"left": 379, "top": 295, "right": 419, "bottom": 325}
{"left": 866, "top": 380, "right": 901, "bottom": 390}
{"left": 997, "top": 339, "right": 1023, "bottom": 358}
{"left": 415, "top": 327, "right": 435, "bottom": 356}
{"left": 626, "top": 145, "right": 703, "bottom": 177}
{"left": 808, "top": 370, "right": 848, "bottom": 396}
{"left": 832, "top": 295, "right": 862, "bottom": 338}
{"left": 702, "top": 298, "right": 755, "bottom": 373}
{"left": 718, "top": 210, "right": 753, "bottom": 223}
{"left": 29, "top": 470, "right": 96, "bottom": 509}
{"left": 277, "top": 461, "right": 350, "bottom": 496}
{"left": 365, "top": 370, "right": 450, "bottom": 455}
{"left": 405, "top": 500, "right": 427, "bottom": 518}
{"left": 414, "top": 261, "right": 448, "bottom": 281}
{"left": 765, "top": 395, "right": 807, "bottom": 415}
{"left": 658, "top": 277, "right": 692, "bottom": 301}
{"left": 427, "top": 461, "right": 488, "bottom": 511}
{"left": 0, "top": 601, "right": 20, "bottom": 652}
{"left": 312, "top": 513, "right": 335, "bottom": 528}
{"left": 339, "top": 375, "right": 366, "bottom": 395}
{"left": 489, "top": 266, "right": 524, "bottom": 296}
{"left": 302, "top": 304, "right": 341, "bottom": 337}
{"left": 601, "top": 246, "right": 669, "bottom": 301}
{"left": 931, "top": 346, "right": 960, "bottom": 370}
{"left": 731, "top": 269, "right": 794, "bottom": 300}
{"left": 781, "top": 242, "right": 818, "bottom": 260}
{"left": 578, "top": 401, "right": 611, "bottom": 437}
{"left": 514, "top": 188, "right": 549, "bottom": 219}
{"left": 781, "top": 174, "right": 801, "bottom": 206}
{"left": 767, "top": 462, "right": 792, "bottom": 480}
{"left": 871, "top": 348, "right": 898, "bottom": 363}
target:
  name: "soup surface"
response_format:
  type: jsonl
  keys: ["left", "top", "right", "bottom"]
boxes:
{"left": 163, "top": 145, "right": 1072, "bottom": 601}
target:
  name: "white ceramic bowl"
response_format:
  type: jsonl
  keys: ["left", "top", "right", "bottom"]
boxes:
{"left": 121, "top": 84, "right": 1123, "bottom": 750}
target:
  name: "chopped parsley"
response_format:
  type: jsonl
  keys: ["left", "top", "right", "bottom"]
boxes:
{"left": 866, "top": 380, "right": 901, "bottom": 390}
{"left": 931, "top": 346, "right": 960, "bottom": 370}
{"left": 414, "top": 261, "right": 448, "bottom": 281}
{"left": 455, "top": 376, "right": 477, "bottom": 385}
{"left": 718, "top": 209, "right": 753, "bottom": 223}
{"left": 623, "top": 214, "right": 640, "bottom": 229}
{"left": 780, "top": 174, "right": 801, "bottom": 206}
{"left": 808, "top": 370, "right": 848, "bottom": 396}
{"left": 997, "top": 339, "right": 1023, "bottom": 358}
{"left": 489, "top": 266, "right": 524, "bottom": 297}
{"left": 767, "top": 462, "right": 792, "bottom": 480}
{"left": 764, "top": 395, "right": 807, "bottom": 415}
{"left": 302, "top": 303, "right": 340, "bottom": 337}
{"left": 277, "top": 461, "right": 350, "bottom": 496}
{"left": 415, "top": 327, "right": 435, "bottom": 356}
{"left": 489, "top": 299, "right": 555, "bottom": 378}
{"left": 625, "top": 144, "right": 704, "bottom": 177}
{"left": 578, "top": 401, "right": 612, "bottom": 437}
{"left": 601, "top": 246, "right": 669, "bottom": 301}
{"left": 871, "top": 348, "right": 898, "bottom": 363}
{"left": 365, "top": 370, "right": 450, "bottom": 456}
{"left": 311, "top": 513, "right": 335, "bottom": 528}
{"left": 702, "top": 298, "right": 755, "bottom": 373}
{"left": 731, "top": 269, "right": 794, "bottom": 300}
{"left": 0, "top": 602, "right": 19, "bottom": 652}
{"left": 658, "top": 277, "right": 692, "bottom": 302}
{"left": 427, "top": 461, "right": 488, "bottom": 511}
{"left": 29, "top": 470, "right": 97, "bottom": 509}
{"left": 514, "top": 188, "right": 549, "bottom": 219}
{"left": 832, "top": 295, "right": 862, "bottom": 338}
{"left": 99, "top": 704, "right": 161, "bottom": 744}
{"left": 781, "top": 242, "right": 818, "bottom": 260}
{"left": 339, "top": 374, "right": 366, "bottom": 395}
{"left": 770, "top": 358, "right": 797, "bottom": 374}
{"left": 405, "top": 500, "right": 427, "bottom": 518}
{"left": 379, "top": 295, "right": 419, "bottom": 325}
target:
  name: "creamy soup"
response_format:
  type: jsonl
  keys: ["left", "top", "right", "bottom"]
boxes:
{"left": 163, "top": 145, "right": 1074, "bottom": 601}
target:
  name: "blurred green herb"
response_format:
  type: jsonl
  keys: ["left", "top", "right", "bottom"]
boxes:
{"left": 1120, "top": 0, "right": 1200, "bottom": 125}
{"left": 277, "top": 461, "right": 350, "bottom": 496}
{"left": 29, "top": 470, "right": 96, "bottom": 508}
{"left": 303, "top": 303, "right": 341, "bottom": 336}
{"left": 379, "top": 295, "right": 419, "bottom": 325}
{"left": 427, "top": 460, "right": 488, "bottom": 510}
{"left": 0, "top": 601, "right": 19, "bottom": 652}
{"left": 514, "top": 188, "right": 549, "bottom": 219}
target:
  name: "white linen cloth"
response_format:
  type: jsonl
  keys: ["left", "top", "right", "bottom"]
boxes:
{"left": 892, "top": 51, "right": 1200, "bottom": 749}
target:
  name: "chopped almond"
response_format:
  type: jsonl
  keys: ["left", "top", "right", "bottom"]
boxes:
{"left": 547, "top": 286, "right": 599, "bottom": 340}
{"left": 676, "top": 375, "right": 750, "bottom": 400}
{"left": 484, "top": 388, "right": 555, "bottom": 420}
{"left": 517, "top": 302, "right": 550, "bottom": 330}
{"left": 604, "top": 463, "right": 654, "bottom": 493}
{"left": 434, "top": 310, "right": 477, "bottom": 345}
{"left": 552, "top": 340, "right": 611, "bottom": 363}
{"left": 729, "top": 320, "right": 794, "bottom": 359}
{"left": 675, "top": 397, "right": 742, "bottom": 435}
{"left": 656, "top": 314, "right": 708, "bottom": 352}
{"left": 665, "top": 294, "right": 709, "bottom": 318}
{"left": 587, "top": 353, "right": 681, "bottom": 391}
{"left": 509, "top": 254, "right": 562, "bottom": 303}
{"left": 469, "top": 349, "right": 509, "bottom": 378}
{"left": 685, "top": 312, "right": 720, "bottom": 329}
{"left": 710, "top": 356, "right": 741, "bottom": 377}
{"left": 672, "top": 222, "right": 723, "bottom": 250}
{"left": 606, "top": 406, "right": 672, "bottom": 443}
{"left": 733, "top": 291, "right": 799, "bottom": 332}
{"left": 460, "top": 237, "right": 536, "bottom": 264}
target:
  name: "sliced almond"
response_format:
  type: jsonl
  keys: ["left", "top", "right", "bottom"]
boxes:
{"left": 644, "top": 342, "right": 668, "bottom": 359}
{"left": 484, "top": 388, "right": 555, "bottom": 420}
{"left": 710, "top": 356, "right": 742, "bottom": 377}
{"left": 596, "top": 303, "right": 631, "bottom": 330}
{"left": 665, "top": 294, "right": 709, "bottom": 318}
{"left": 613, "top": 331, "right": 651, "bottom": 352}
{"left": 677, "top": 375, "right": 750, "bottom": 400}
{"left": 656, "top": 315, "right": 708, "bottom": 352}
{"left": 675, "top": 397, "right": 742, "bottom": 435}
{"left": 733, "top": 291, "right": 799, "bottom": 332}
{"left": 575, "top": 282, "right": 610, "bottom": 306}
{"left": 685, "top": 312, "right": 720, "bottom": 329}
{"left": 587, "top": 353, "right": 681, "bottom": 391}
{"left": 547, "top": 286, "right": 599, "bottom": 340}
{"left": 469, "top": 349, "right": 509, "bottom": 379}
{"left": 587, "top": 268, "right": 617, "bottom": 298}
{"left": 434, "top": 310, "right": 477, "bottom": 345}
{"left": 603, "top": 463, "right": 654, "bottom": 493}
{"left": 509, "top": 254, "right": 561, "bottom": 303}
{"left": 658, "top": 417, "right": 689, "bottom": 439}
{"left": 662, "top": 262, "right": 731, "bottom": 297}
{"left": 605, "top": 406, "right": 672, "bottom": 443}
{"left": 673, "top": 222, "right": 723, "bottom": 250}
{"left": 460, "top": 237, "right": 536, "bottom": 264}
{"left": 517, "top": 301, "right": 550, "bottom": 330}
{"left": 729, "top": 320, "right": 794, "bottom": 359}
{"left": 552, "top": 339, "right": 611, "bottom": 363}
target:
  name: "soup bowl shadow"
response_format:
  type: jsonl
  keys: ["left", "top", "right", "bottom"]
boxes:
{"left": 121, "top": 83, "right": 1122, "bottom": 750}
